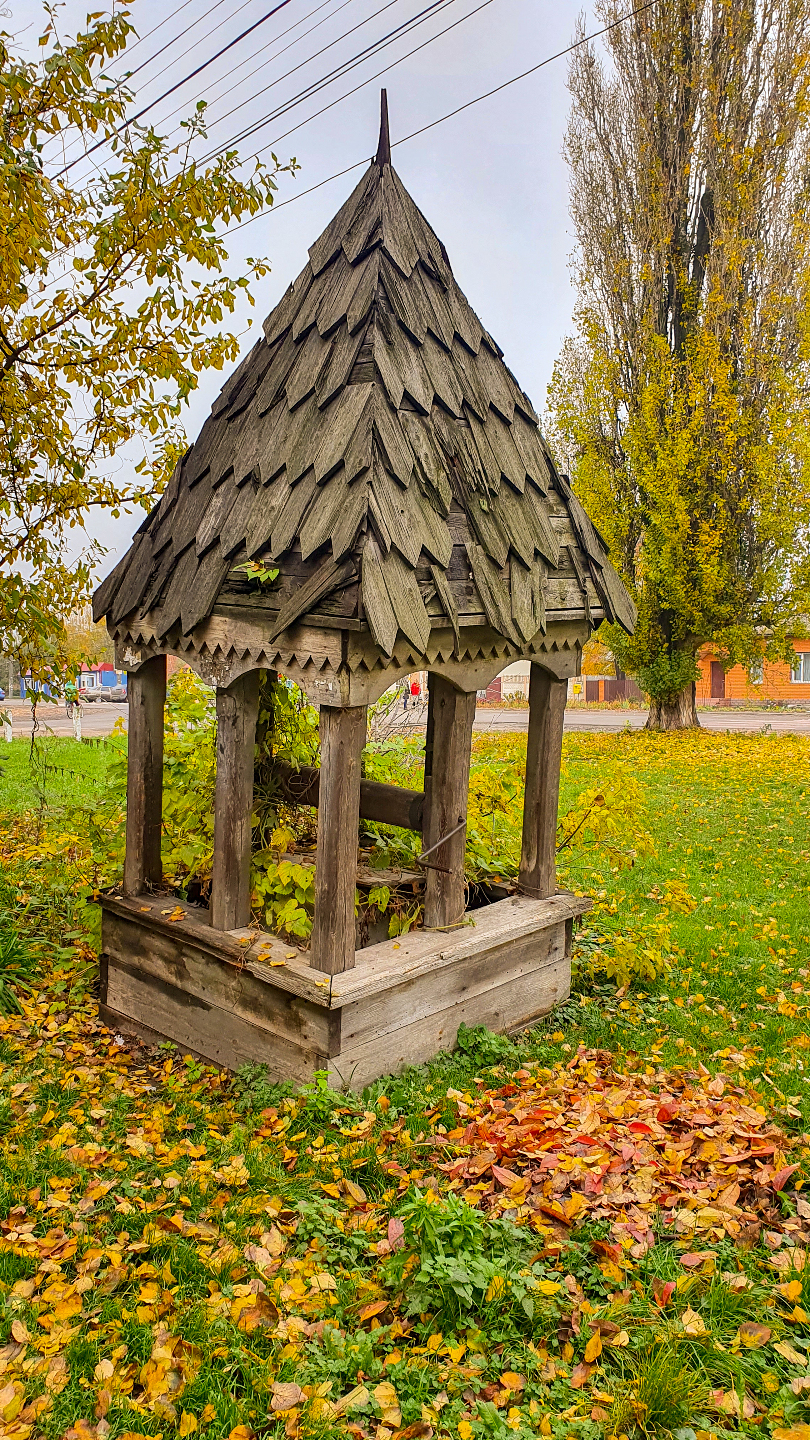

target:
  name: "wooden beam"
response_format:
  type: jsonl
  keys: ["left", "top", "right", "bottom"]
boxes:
{"left": 123, "top": 655, "right": 166, "bottom": 897}
{"left": 211, "top": 671, "right": 260, "bottom": 932}
{"left": 422, "top": 675, "right": 476, "bottom": 929}
{"left": 310, "top": 705, "right": 367, "bottom": 974}
{"left": 519, "top": 664, "right": 567, "bottom": 898}
{"left": 269, "top": 759, "right": 424, "bottom": 831}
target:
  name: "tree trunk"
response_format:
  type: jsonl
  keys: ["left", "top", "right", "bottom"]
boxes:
{"left": 645, "top": 681, "right": 699, "bottom": 731}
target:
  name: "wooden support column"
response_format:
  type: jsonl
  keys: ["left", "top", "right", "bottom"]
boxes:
{"left": 123, "top": 655, "right": 166, "bottom": 898}
{"left": 422, "top": 675, "right": 476, "bottom": 929}
{"left": 211, "top": 671, "right": 260, "bottom": 932}
{"left": 519, "top": 664, "right": 567, "bottom": 898}
{"left": 310, "top": 705, "right": 367, "bottom": 975}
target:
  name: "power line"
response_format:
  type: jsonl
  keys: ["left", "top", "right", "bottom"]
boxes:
{"left": 122, "top": 0, "right": 238, "bottom": 81}
{"left": 105, "top": 0, "right": 205, "bottom": 67}
{"left": 199, "top": 0, "right": 467, "bottom": 163}
{"left": 49, "top": 0, "right": 353, "bottom": 171}
{"left": 37, "top": 0, "right": 654, "bottom": 300}
{"left": 200, "top": 0, "right": 449, "bottom": 147}
{"left": 55, "top": 0, "right": 297, "bottom": 177}
{"left": 130, "top": 0, "right": 263, "bottom": 84}
{"left": 227, "top": 0, "right": 657, "bottom": 234}
{"left": 156, "top": 0, "right": 354, "bottom": 136}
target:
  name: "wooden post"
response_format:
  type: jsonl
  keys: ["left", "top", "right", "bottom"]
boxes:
{"left": 310, "top": 705, "right": 367, "bottom": 975}
{"left": 518, "top": 664, "right": 567, "bottom": 898}
{"left": 422, "top": 675, "right": 476, "bottom": 929}
{"left": 123, "top": 655, "right": 167, "bottom": 897}
{"left": 211, "top": 671, "right": 260, "bottom": 932}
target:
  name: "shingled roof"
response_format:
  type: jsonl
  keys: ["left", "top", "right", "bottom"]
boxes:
{"left": 93, "top": 96, "right": 635, "bottom": 658}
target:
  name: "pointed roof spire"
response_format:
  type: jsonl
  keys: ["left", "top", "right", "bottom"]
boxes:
{"left": 375, "top": 88, "right": 391, "bottom": 167}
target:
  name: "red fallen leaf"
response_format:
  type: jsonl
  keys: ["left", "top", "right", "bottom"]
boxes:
{"left": 680, "top": 1252, "right": 714, "bottom": 1269}
{"left": 651, "top": 1278, "right": 675, "bottom": 1307}
{"left": 657, "top": 1104, "right": 679, "bottom": 1123}
{"left": 570, "top": 1363, "right": 594, "bottom": 1389}
{"left": 491, "top": 1164, "right": 522, "bottom": 1186}
{"left": 591, "top": 1240, "right": 622, "bottom": 1262}
{"left": 627, "top": 1121, "right": 654, "bottom": 1135}
{"left": 773, "top": 1165, "right": 800, "bottom": 1192}
{"left": 387, "top": 1218, "right": 405, "bottom": 1251}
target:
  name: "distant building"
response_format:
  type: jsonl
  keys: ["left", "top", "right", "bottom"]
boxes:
{"left": 697, "top": 639, "right": 810, "bottom": 703}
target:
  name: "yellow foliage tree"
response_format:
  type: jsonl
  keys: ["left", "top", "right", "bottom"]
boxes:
{"left": 548, "top": 0, "right": 810, "bottom": 728}
{"left": 0, "top": 8, "right": 293, "bottom": 680}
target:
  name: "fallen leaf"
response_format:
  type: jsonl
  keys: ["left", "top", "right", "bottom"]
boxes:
{"left": 333, "top": 1385, "right": 370, "bottom": 1417}
{"left": 680, "top": 1307, "right": 706, "bottom": 1335}
{"left": 583, "top": 1332, "right": 602, "bottom": 1363}
{"left": 271, "top": 1383, "right": 306, "bottom": 1412}
{"left": 775, "top": 1340, "right": 806, "bottom": 1365}
{"left": 739, "top": 1322, "right": 771, "bottom": 1349}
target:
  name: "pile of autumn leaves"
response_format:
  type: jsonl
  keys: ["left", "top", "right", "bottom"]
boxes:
{"left": 1, "top": 992, "right": 810, "bottom": 1440}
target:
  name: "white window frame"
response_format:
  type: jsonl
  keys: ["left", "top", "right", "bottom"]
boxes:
{"left": 791, "top": 652, "right": 810, "bottom": 683}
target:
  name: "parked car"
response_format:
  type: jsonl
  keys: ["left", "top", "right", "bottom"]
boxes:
{"left": 82, "top": 683, "right": 128, "bottom": 703}
{"left": 0, "top": 686, "right": 5, "bottom": 702}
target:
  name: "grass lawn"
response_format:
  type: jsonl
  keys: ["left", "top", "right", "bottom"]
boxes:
{"left": 0, "top": 727, "right": 809, "bottom": 1440}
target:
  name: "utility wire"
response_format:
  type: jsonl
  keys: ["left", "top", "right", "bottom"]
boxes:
{"left": 226, "top": 0, "right": 657, "bottom": 234}
{"left": 55, "top": 0, "right": 297, "bottom": 177}
{"left": 198, "top": 0, "right": 466, "bottom": 163}
{"left": 156, "top": 0, "right": 354, "bottom": 136}
{"left": 130, "top": 0, "right": 263, "bottom": 84}
{"left": 49, "top": 0, "right": 352, "bottom": 169}
{"left": 38, "top": 0, "right": 654, "bottom": 293}
{"left": 200, "top": 0, "right": 449, "bottom": 145}
{"left": 105, "top": 0, "right": 203, "bottom": 67}
{"left": 121, "top": 0, "right": 237, "bottom": 81}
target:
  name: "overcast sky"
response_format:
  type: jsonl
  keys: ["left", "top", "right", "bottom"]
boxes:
{"left": 17, "top": 0, "right": 588, "bottom": 574}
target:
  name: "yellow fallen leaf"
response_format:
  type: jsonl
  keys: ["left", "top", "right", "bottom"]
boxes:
{"left": 333, "top": 1385, "right": 370, "bottom": 1416}
{"left": 179, "top": 1412, "right": 198, "bottom": 1436}
{"left": 583, "top": 1333, "right": 602, "bottom": 1363}
{"left": 343, "top": 1177, "right": 367, "bottom": 1204}
{"left": 374, "top": 1380, "right": 401, "bottom": 1427}
{"left": 739, "top": 1322, "right": 771, "bottom": 1349}
{"left": 773, "top": 1428, "right": 810, "bottom": 1440}
{"left": 500, "top": 1372, "right": 526, "bottom": 1392}
{"left": 201, "top": 1405, "right": 217, "bottom": 1424}
{"left": 311, "top": 1272, "right": 337, "bottom": 1292}
{"left": 778, "top": 1280, "right": 804, "bottom": 1302}
{"left": 458, "top": 1424, "right": 474, "bottom": 1440}
{"left": 227, "top": 1427, "right": 254, "bottom": 1440}
{"left": 426, "top": 1333, "right": 443, "bottom": 1352}
{"left": 775, "top": 1340, "right": 806, "bottom": 1365}
{"left": 0, "top": 1381, "right": 24, "bottom": 1422}
{"left": 536, "top": 1280, "right": 560, "bottom": 1296}
{"left": 681, "top": 1307, "right": 706, "bottom": 1336}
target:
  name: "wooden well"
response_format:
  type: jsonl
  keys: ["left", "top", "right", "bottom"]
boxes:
{"left": 94, "top": 95, "right": 632, "bottom": 1086}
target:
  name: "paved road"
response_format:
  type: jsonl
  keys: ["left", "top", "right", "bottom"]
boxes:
{"left": 472, "top": 706, "right": 810, "bottom": 733}
{"left": 4, "top": 700, "right": 810, "bottom": 738}
{"left": 3, "top": 702, "right": 129, "bottom": 739}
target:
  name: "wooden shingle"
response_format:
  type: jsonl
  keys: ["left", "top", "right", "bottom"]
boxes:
{"left": 95, "top": 95, "right": 636, "bottom": 654}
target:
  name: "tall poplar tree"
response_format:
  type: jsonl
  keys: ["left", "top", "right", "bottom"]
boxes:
{"left": 548, "top": 0, "right": 810, "bottom": 728}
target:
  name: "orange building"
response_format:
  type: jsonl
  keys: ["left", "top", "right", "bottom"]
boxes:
{"left": 696, "top": 639, "right": 810, "bottom": 703}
